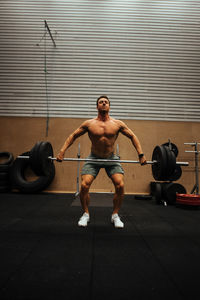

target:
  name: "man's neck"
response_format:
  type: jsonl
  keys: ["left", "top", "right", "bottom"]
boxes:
{"left": 97, "top": 112, "right": 110, "bottom": 121}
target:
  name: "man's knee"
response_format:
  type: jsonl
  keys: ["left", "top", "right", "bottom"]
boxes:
{"left": 81, "top": 181, "right": 90, "bottom": 192}
{"left": 115, "top": 180, "right": 124, "bottom": 194}
{"left": 80, "top": 175, "right": 94, "bottom": 192}
{"left": 112, "top": 175, "right": 124, "bottom": 194}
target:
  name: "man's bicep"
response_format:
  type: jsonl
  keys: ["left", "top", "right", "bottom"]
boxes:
{"left": 119, "top": 121, "right": 134, "bottom": 139}
{"left": 73, "top": 122, "right": 88, "bottom": 138}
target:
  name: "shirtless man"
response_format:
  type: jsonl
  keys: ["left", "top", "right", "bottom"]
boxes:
{"left": 57, "top": 96, "right": 147, "bottom": 228}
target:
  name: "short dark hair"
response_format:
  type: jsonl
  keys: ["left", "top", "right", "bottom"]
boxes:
{"left": 96, "top": 95, "right": 110, "bottom": 106}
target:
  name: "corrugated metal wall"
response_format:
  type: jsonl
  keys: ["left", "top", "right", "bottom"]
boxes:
{"left": 0, "top": 0, "right": 200, "bottom": 121}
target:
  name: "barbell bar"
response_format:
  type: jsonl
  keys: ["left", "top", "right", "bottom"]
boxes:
{"left": 17, "top": 155, "right": 156, "bottom": 164}
{"left": 17, "top": 155, "right": 189, "bottom": 166}
{"left": 52, "top": 157, "right": 188, "bottom": 166}
{"left": 16, "top": 141, "right": 189, "bottom": 182}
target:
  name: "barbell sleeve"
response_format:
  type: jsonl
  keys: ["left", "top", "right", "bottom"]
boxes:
{"left": 175, "top": 161, "right": 189, "bottom": 166}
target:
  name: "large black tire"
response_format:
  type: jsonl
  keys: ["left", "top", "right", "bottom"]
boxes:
{"left": 0, "top": 151, "right": 14, "bottom": 192}
{"left": 0, "top": 180, "right": 11, "bottom": 192}
{"left": 0, "top": 152, "right": 14, "bottom": 172}
{"left": 0, "top": 151, "right": 14, "bottom": 165}
{"left": 11, "top": 151, "right": 55, "bottom": 193}
{"left": 0, "top": 172, "right": 9, "bottom": 180}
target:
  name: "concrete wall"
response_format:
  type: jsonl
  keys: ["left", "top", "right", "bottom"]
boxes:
{"left": 0, "top": 116, "right": 199, "bottom": 194}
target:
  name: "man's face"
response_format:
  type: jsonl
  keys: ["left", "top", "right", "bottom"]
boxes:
{"left": 97, "top": 98, "right": 110, "bottom": 113}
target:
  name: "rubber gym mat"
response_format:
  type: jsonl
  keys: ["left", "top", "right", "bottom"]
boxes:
{"left": 71, "top": 192, "right": 113, "bottom": 207}
{"left": 0, "top": 192, "right": 200, "bottom": 300}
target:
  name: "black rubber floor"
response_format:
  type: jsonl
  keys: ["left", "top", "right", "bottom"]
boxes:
{"left": 0, "top": 192, "right": 200, "bottom": 300}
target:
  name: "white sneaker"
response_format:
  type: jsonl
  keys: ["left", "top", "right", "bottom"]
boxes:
{"left": 111, "top": 213, "right": 124, "bottom": 228}
{"left": 78, "top": 213, "right": 90, "bottom": 227}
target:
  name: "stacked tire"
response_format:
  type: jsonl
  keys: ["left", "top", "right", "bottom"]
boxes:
{"left": 0, "top": 152, "right": 14, "bottom": 192}
{"left": 11, "top": 143, "right": 55, "bottom": 193}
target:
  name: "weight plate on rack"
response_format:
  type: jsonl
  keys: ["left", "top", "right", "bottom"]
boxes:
{"left": 154, "top": 182, "right": 162, "bottom": 204}
{"left": 176, "top": 194, "right": 200, "bottom": 206}
{"left": 162, "top": 183, "right": 186, "bottom": 205}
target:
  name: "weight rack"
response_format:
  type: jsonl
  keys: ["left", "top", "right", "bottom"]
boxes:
{"left": 184, "top": 142, "right": 200, "bottom": 195}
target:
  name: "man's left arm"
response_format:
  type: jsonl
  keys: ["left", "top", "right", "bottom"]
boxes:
{"left": 119, "top": 121, "right": 147, "bottom": 165}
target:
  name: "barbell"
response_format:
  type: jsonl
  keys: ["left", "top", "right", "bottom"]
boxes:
{"left": 17, "top": 141, "right": 189, "bottom": 181}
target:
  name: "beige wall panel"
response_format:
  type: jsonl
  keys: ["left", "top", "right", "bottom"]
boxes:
{"left": 0, "top": 116, "right": 199, "bottom": 194}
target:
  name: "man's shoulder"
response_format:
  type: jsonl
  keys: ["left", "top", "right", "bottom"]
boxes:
{"left": 111, "top": 118, "right": 126, "bottom": 127}
{"left": 81, "top": 118, "right": 96, "bottom": 127}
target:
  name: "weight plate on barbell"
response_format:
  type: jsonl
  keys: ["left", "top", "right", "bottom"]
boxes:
{"left": 38, "top": 141, "right": 54, "bottom": 176}
{"left": 168, "top": 165, "right": 182, "bottom": 182}
{"left": 29, "top": 141, "right": 54, "bottom": 176}
{"left": 162, "top": 142, "right": 179, "bottom": 157}
{"left": 30, "top": 141, "right": 44, "bottom": 176}
{"left": 152, "top": 145, "right": 168, "bottom": 181}
{"left": 163, "top": 146, "right": 176, "bottom": 180}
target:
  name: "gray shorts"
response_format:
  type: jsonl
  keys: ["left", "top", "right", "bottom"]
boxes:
{"left": 81, "top": 153, "right": 124, "bottom": 178}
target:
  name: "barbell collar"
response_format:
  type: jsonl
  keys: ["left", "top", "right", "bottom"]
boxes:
{"left": 17, "top": 155, "right": 189, "bottom": 166}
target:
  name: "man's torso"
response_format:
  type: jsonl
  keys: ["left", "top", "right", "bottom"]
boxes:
{"left": 86, "top": 118, "right": 121, "bottom": 158}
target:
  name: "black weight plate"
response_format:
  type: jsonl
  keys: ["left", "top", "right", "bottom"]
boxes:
{"left": 163, "top": 146, "right": 172, "bottom": 180}
{"left": 162, "top": 142, "right": 179, "bottom": 157}
{"left": 150, "top": 181, "right": 156, "bottom": 195}
{"left": 38, "top": 141, "right": 54, "bottom": 176}
{"left": 152, "top": 145, "right": 167, "bottom": 181}
{"left": 168, "top": 165, "right": 182, "bottom": 182}
{"left": 154, "top": 182, "right": 162, "bottom": 204}
{"left": 163, "top": 146, "right": 176, "bottom": 180}
{"left": 30, "top": 141, "right": 44, "bottom": 176}
{"left": 162, "top": 183, "right": 186, "bottom": 205}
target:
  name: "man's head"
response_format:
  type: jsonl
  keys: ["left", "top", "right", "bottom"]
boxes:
{"left": 96, "top": 95, "right": 110, "bottom": 115}
{"left": 96, "top": 95, "right": 110, "bottom": 107}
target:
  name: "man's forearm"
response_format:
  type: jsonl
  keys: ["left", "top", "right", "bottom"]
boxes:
{"left": 57, "top": 124, "right": 87, "bottom": 161}
{"left": 60, "top": 134, "right": 74, "bottom": 153}
{"left": 131, "top": 135, "right": 144, "bottom": 155}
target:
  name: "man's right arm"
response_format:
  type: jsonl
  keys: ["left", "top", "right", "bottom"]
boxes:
{"left": 56, "top": 121, "right": 89, "bottom": 162}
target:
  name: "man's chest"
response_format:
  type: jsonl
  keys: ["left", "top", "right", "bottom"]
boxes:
{"left": 88, "top": 121, "right": 120, "bottom": 138}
